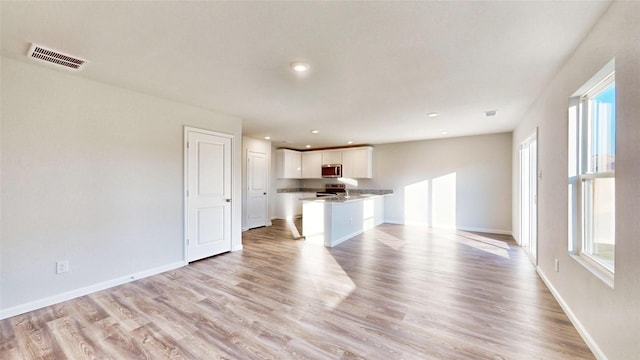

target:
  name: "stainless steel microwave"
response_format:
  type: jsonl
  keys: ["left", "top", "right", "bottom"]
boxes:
{"left": 321, "top": 164, "right": 342, "bottom": 178}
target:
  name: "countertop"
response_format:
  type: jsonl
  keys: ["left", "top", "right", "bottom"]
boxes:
{"left": 278, "top": 188, "right": 393, "bottom": 196}
{"left": 301, "top": 193, "right": 390, "bottom": 203}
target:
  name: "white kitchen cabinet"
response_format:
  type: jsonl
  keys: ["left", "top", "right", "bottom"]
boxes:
{"left": 301, "top": 151, "right": 322, "bottom": 178}
{"left": 322, "top": 150, "right": 342, "bottom": 165}
{"left": 342, "top": 146, "right": 373, "bottom": 179}
{"left": 277, "top": 146, "right": 372, "bottom": 179}
{"left": 276, "top": 149, "right": 301, "bottom": 179}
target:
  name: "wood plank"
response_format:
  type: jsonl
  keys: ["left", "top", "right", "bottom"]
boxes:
{"left": 47, "top": 316, "right": 103, "bottom": 359}
{"left": 0, "top": 220, "right": 595, "bottom": 359}
{"left": 9, "top": 314, "right": 66, "bottom": 359}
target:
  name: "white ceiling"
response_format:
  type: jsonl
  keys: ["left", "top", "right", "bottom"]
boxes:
{"left": 1, "top": 1, "right": 611, "bottom": 150}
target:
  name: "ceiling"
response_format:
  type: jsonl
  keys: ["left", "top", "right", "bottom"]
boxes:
{"left": 1, "top": 1, "right": 612, "bottom": 150}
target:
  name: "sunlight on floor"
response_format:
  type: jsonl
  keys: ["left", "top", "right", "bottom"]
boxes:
{"left": 455, "top": 231, "right": 511, "bottom": 259}
{"left": 286, "top": 217, "right": 303, "bottom": 239}
{"left": 297, "top": 243, "right": 357, "bottom": 309}
{"left": 374, "top": 231, "right": 407, "bottom": 251}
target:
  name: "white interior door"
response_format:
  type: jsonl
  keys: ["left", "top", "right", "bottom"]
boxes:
{"left": 519, "top": 131, "right": 538, "bottom": 262}
{"left": 246, "top": 150, "right": 268, "bottom": 229}
{"left": 529, "top": 137, "right": 537, "bottom": 260}
{"left": 185, "top": 128, "right": 232, "bottom": 262}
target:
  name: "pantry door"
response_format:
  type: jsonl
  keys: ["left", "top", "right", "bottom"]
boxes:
{"left": 246, "top": 149, "right": 268, "bottom": 229}
{"left": 185, "top": 127, "right": 232, "bottom": 262}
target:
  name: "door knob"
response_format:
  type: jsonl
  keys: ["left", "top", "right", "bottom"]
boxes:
{"left": 226, "top": 199, "right": 232, "bottom": 203}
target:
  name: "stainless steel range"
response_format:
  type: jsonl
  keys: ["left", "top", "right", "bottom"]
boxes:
{"left": 316, "top": 183, "right": 346, "bottom": 197}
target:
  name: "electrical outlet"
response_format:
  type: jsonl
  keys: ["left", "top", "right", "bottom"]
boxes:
{"left": 56, "top": 260, "right": 69, "bottom": 274}
{"left": 554, "top": 258, "right": 559, "bottom": 272}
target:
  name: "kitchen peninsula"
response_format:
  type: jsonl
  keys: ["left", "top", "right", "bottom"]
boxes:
{"left": 302, "top": 193, "right": 390, "bottom": 247}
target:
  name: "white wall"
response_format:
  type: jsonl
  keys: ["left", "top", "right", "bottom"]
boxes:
{"left": 511, "top": 3, "right": 639, "bottom": 359}
{"left": 0, "top": 57, "right": 243, "bottom": 317}
{"left": 370, "top": 133, "right": 512, "bottom": 233}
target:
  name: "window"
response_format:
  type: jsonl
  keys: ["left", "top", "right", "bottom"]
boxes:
{"left": 568, "top": 61, "right": 615, "bottom": 284}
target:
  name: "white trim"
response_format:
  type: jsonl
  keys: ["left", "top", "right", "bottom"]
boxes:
{"left": 455, "top": 226, "right": 512, "bottom": 236}
{"left": 536, "top": 268, "right": 608, "bottom": 360}
{"left": 245, "top": 148, "right": 270, "bottom": 230}
{"left": 184, "top": 128, "right": 189, "bottom": 263}
{"left": 0, "top": 261, "right": 185, "bottom": 320}
{"left": 327, "top": 229, "right": 363, "bottom": 247}
{"left": 570, "top": 254, "right": 614, "bottom": 288}
{"left": 568, "top": 62, "right": 616, "bottom": 283}
{"left": 382, "top": 220, "right": 513, "bottom": 236}
{"left": 384, "top": 219, "right": 404, "bottom": 225}
{"left": 518, "top": 128, "right": 538, "bottom": 263}
{"left": 241, "top": 220, "right": 272, "bottom": 232}
{"left": 580, "top": 172, "right": 615, "bottom": 180}
{"left": 571, "top": 58, "right": 615, "bottom": 97}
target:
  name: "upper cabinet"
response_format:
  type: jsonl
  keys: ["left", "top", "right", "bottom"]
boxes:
{"left": 276, "top": 149, "right": 301, "bottom": 179}
{"left": 342, "top": 146, "right": 373, "bottom": 179}
{"left": 321, "top": 150, "right": 342, "bottom": 165}
{"left": 301, "top": 151, "right": 322, "bottom": 179}
{"left": 276, "top": 146, "right": 373, "bottom": 179}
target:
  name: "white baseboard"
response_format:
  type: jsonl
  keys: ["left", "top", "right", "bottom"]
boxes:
{"left": 384, "top": 219, "right": 404, "bottom": 225}
{"left": 382, "top": 220, "right": 512, "bottom": 236}
{"left": 328, "top": 229, "right": 363, "bottom": 247}
{"left": 242, "top": 221, "right": 273, "bottom": 232}
{"left": 456, "top": 226, "right": 512, "bottom": 236}
{"left": 0, "top": 261, "right": 186, "bottom": 320}
{"left": 536, "top": 268, "right": 608, "bottom": 360}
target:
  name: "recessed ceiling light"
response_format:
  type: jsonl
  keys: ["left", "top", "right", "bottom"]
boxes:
{"left": 264, "top": 136, "right": 271, "bottom": 140}
{"left": 291, "top": 62, "right": 310, "bottom": 73}
{"left": 427, "top": 112, "right": 439, "bottom": 118}
{"left": 484, "top": 110, "right": 498, "bottom": 117}
{"left": 311, "top": 130, "right": 319, "bottom": 134}
{"left": 441, "top": 131, "right": 449, "bottom": 135}
{"left": 305, "top": 144, "right": 312, "bottom": 148}
{"left": 347, "top": 141, "right": 353, "bottom": 145}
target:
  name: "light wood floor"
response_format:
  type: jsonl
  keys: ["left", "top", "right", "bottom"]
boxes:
{"left": 1, "top": 221, "right": 594, "bottom": 359}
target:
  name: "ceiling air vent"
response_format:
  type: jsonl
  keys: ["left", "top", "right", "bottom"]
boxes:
{"left": 26, "top": 43, "right": 88, "bottom": 71}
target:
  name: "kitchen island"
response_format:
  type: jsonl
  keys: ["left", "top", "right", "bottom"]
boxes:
{"left": 302, "top": 194, "right": 388, "bottom": 247}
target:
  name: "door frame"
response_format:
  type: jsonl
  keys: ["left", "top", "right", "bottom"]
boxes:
{"left": 183, "top": 126, "right": 234, "bottom": 264}
{"left": 519, "top": 129, "right": 538, "bottom": 264}
{"left": 245, "top": 148, "right": 269, "bottom": 229}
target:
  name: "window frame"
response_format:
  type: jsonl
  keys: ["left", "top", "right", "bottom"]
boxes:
{"left": 568, "top": 60, "right": 615, "bottom": 287}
